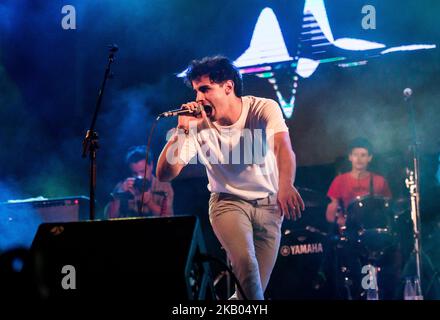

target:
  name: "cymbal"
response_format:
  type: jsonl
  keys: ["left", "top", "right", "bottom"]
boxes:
{"left": 391, "top": 196, "right": 411, "bottom": 216}
{"left": 297, "top": 187, "right": 330, "bottom": 208}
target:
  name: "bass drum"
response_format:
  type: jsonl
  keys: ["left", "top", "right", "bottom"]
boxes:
{"left": 265, "top": 227, "right": 334, "bottom": 300}
{"left": 345, "top": 196, "right": 395, "bottom": 256}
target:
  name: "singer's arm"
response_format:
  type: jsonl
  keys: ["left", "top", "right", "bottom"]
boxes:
{"left": 274, "top": 132, "right": 305, "bottom": 220}
{"left": 156, "top": 130, "right": 191, "bottom": 182}
{"left": 157, "top": 111, "right": 201, "bottom": 181}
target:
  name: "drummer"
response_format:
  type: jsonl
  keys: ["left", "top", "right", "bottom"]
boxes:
{"left": 325, "top": 137, "right": 392, "bottom": 228}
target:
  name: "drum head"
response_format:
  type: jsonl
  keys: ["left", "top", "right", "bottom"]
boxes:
{"left": 357, "top": 228, "right": 394, "bottom": 254}
{"left": 346, "top": 196, "right": 392, "bottom": 230}
{"left": 346, "top": 196, "right": 395, "bottom": 253}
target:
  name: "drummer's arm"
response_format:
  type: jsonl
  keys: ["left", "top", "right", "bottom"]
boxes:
{"left": 326, "top": 198, "right": 339, "bottom": 223}
{"left": 326, "top": 197, "right": 345, "bottom": 227}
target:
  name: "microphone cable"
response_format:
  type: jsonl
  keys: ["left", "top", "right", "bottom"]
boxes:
{"left": 138, "top": 118, "right": 159, "bottom": 215}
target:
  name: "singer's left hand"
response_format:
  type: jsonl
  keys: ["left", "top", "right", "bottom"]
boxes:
{"left": 277, "top": 184, "right": 305, "bottom": 220}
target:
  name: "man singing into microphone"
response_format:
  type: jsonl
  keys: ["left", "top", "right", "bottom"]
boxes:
{"left": 156, "top": 55, "right": 304, "bottom": 300}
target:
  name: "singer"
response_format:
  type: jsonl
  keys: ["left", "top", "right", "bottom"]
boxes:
{"left": 156, "top": 55, "right": 304, "bottom": 300}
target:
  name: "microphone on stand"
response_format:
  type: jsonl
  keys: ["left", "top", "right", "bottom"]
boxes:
{"left": 157, "top": 105, "right": 212, "bottom": 119}
{"left": 403, "top": 88, "right": 413, "bottom": 101}
{"left": 107, "top": 44, "right": 119, "bottom": 52}
{"left": 403, "top": 86, "right": 424, "bottom": 298}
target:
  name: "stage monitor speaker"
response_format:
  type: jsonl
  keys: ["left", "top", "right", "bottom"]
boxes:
{"left": 0, "top": 196, "right": 90, "bottom": 251}
{"left": 24, "top": 215, "right": 214, "bottom": 301}
{"left": 1, "top": 196, "right": 90, "bottom": 223}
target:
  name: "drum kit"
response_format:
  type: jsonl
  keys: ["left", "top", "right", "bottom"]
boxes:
{"left": 266, "top": 188, "right": 413, "bottom": 300}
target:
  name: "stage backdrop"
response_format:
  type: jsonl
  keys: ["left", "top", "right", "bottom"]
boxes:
{"left": 0, "top": 0, "right": 439, "bottom": 211}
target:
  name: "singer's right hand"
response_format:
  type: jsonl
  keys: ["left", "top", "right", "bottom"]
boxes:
{"left": 177, "top": 102, "right": 209, "bottom": 134}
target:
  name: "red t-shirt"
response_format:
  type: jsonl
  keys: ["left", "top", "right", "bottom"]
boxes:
{"left": 327, "top": 172, "right": 392, "bottom": 210}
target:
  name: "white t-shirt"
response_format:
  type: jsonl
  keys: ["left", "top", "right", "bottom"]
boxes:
{"left": 179, "top": 95, "right": 289, "bottom": 200}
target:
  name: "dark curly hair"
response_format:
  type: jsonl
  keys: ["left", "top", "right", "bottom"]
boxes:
{"left": 184, "top": 55, "right": 243, "bottom": 97}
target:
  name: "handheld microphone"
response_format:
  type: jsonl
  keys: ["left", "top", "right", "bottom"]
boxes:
{"left": 157, "top": 105, "right": 212, "bottom": 119}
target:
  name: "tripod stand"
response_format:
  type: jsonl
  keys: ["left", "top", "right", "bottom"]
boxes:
{"left": 212, "top": 252, "right": 233, "bottom": 299}
{"left": 213, "top": 259, "right": 233, "bottom": 299}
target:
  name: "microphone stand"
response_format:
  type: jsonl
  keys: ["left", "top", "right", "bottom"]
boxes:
{"left": 81, "top": 44, "right": 118, "bottom": 221}
{"left": 403, "top": 88, "right": 424, "bottom": 298}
